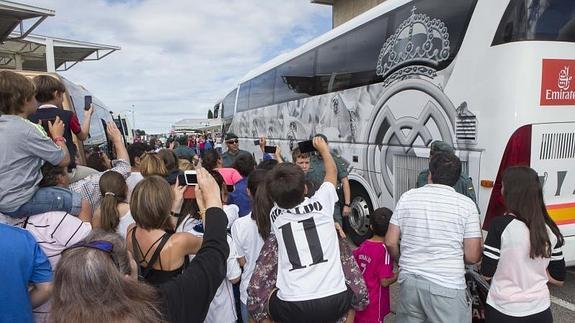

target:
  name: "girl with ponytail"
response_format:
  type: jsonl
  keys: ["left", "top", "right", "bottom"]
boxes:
{"left": 94, "top": 171, "right": 134, "bottom": 239}
{"left": 481, "top": 166, "right": 566, "bottom": 322}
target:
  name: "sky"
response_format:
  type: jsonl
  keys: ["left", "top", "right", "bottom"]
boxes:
{"left": 25, "top": 0, "right": 332, "bottom": 133}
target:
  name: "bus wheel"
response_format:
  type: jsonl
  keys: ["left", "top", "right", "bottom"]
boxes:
{"left": 346, "top": 185, "right": 373, "bottom": 246}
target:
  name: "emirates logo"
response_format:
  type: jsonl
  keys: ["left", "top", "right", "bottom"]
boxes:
{"left": 558, "top": 66, "right": 572, "bottom": 91}
{"left": 540, "top": 59, "right": 575, "bottom": 106}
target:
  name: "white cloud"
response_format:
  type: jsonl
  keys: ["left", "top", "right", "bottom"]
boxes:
{"left": 26, "top": 0, "right": 331, "bottom": 133}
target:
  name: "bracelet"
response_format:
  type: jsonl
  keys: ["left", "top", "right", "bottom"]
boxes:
{"left": 53, "top": 136, "right": 66, "bottom": 143}
{"left": 170, "top": 211, "right": 179, "bottom": 217}
{"left": 344, "top": 203, "right": 351, "bottom": 207}
{"left": 198, "top": 209, "right": 206, "bottom": 218}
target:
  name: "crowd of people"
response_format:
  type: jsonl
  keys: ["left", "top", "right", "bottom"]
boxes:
{"left": 0, "top": 69, "right": 567, "bottom": 323}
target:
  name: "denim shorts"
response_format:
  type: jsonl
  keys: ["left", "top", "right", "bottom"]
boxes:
{"left": 3, "top": 186, "right": 82, "bottom": 218}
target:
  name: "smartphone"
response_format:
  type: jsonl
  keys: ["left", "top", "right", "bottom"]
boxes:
{"left": 184, "top": 170, "right": 198, "bottom": 186}
{"left": 84, "top": 95, "right": 92, "bottom": 111}
{"left": 264, "top": 145, "right": 277, "bottom": 154}
{"left": 177, "top": 173, "right": 187, "bottom": 187}
{"left": 298, "top": 140, "right": 317, "bottom": 153}
{"left": 226, "top": 184, "right": 235, "bottom": 193}
{"left": 253, "top": 139, "right": 260, "bottom": 146}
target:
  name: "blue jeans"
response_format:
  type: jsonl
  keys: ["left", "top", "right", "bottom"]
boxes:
{"left": 241, "top": 302, "right": 249, "bottom": 323}
{"left": 3, "top": 186, "right": 82, "bottom": 218}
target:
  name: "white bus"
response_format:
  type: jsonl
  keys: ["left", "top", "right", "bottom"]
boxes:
{"left": 218, "top": 0, "right": 575, "bottom": 264}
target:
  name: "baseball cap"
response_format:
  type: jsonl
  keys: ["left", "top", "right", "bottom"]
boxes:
{"left": 430, "top": 141, "right": 454, "bottom": 155}
{"left": 224, "top": 133, "right": 238, "bottom": 141}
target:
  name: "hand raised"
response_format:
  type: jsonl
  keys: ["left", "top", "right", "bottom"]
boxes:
{"left": 106, "top": 122, "right": 122, "bottom": 142}
{"left": 48, "top": 116, "right": 65, "bottom": 138}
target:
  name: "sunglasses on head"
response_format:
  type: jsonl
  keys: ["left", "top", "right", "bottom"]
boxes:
{"left": 226, "top": 139, "right": 239, "bottom": 144}
{"left": 64, "top": 240, "right": 119, "bottom": 268}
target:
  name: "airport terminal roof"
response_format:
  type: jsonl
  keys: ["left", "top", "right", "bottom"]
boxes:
{"left": 0, "top": 33, "right": 120, "bottom": 71}
{"left": 0, "top": 0, "right": 54, "bottom": 42}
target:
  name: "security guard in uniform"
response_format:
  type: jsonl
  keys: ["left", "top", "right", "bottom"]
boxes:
{"left": 417, "top": 141, "right": 478, "bottom": 208}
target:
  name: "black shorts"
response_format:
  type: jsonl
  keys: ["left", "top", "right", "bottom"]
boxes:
{"left": 485, "top": 304, "right": 553, "bottom": 323}
{"left": 269, "top": 287, "right": 352, "bottom": 323}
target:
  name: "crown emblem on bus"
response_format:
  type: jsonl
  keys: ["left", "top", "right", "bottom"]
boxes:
{"left": 376, "top": 6, "right": 450, "bottom": 82}
{"left": 558, "top": 66, "right": 572, "bottom": 91}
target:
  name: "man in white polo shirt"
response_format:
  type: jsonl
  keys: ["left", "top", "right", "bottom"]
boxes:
{"left": 385, "top": 152, "right": 482, "bottom": 323}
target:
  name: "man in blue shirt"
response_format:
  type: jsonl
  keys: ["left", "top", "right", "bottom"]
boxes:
{"left": 0, "top": 223, "right": 53, "bottom": 322}
{"left": 228, "top": 154, "right": 256, "bottom": 217}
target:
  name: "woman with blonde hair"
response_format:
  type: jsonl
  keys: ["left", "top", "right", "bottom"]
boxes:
{"left": 127, "top": 176, "right": 202, "bottom": 286}
{"left": 140, "top": 152, "right": 168, "bottom": 178}
{"left": 481, "top": 166, "right": 565, "bottom": 323}
{"left": 50, "top": 168, "right": 231, "bottom": 323}
{"left": 93, "top": 171, "right": 135, "bottom": 239}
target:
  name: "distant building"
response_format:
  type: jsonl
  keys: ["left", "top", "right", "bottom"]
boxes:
{"left": 173, "top": 118, "right": 222, "bottom": 134}
{"left": 311, "top": 0, "right": 387, "bottom": 28}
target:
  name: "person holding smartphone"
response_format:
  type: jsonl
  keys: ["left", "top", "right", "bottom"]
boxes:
{"left": 28, "top": 75, "right": 96, "bottom": 182}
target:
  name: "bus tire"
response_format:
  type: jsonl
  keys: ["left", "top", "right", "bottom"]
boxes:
{"left": 345, "top": 183, "right": 373, "bottom": 246}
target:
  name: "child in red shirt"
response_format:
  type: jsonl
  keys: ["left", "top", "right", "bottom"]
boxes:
{"left": 353, "top": 207, "right": 397, "bottom": 323}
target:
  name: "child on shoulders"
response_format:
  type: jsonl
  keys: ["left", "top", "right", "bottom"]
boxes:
{"left": 267, "top": 136, "right": 353, "bottom": 323}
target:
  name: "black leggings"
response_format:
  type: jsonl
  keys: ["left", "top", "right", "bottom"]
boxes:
{"left": 485, "top": 304, "right": 552, "bottom": 323}
{"left": 269, "top": 287, "right": 352, "bottom": 323}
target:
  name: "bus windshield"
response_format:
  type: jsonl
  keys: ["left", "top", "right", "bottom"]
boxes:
{"left": 493, "top": 0, "right": 575, "bottom": 45}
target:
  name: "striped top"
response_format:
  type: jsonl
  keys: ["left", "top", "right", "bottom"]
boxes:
{"left": 391, "top": 184, "right": 481, "bottom": 289}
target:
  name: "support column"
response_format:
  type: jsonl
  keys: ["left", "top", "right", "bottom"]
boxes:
{"left": 14, "top": 54, "right": 23, "bottom": 70}
{"left": 45, "top": 37, "right": 56, "bottom": 72}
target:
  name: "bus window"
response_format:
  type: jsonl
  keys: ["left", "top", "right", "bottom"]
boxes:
{"left": 316, "top": 15, "right": 390, "bottom": 94}
{"left": 274, "top": 49, "right": 316, "bottom": 103}
{"left": 236, "top": 82, "right": 251, "bottom": 112}
{"left": 387, "top": 0, "right": 478, "bottom": 73}
{"left": 493, "top": 0, "right": 575, "bottom": 45}
{"left": 222, "top": 89, "right": 237, "bottom": 118}
{"left": 249, "top": 69, "right": 276, "bottom": 109}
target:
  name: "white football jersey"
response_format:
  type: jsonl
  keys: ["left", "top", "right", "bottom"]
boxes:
{"left": 270, "top": 182, "right": 347, "bottom": 301}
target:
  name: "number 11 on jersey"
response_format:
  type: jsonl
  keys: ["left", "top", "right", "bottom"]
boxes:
{"left": 279, "top": 217, "right": 328, "bottom": 271}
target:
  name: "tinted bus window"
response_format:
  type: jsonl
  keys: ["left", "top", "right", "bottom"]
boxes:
{"left": 274, "top": 50, "right": 316, "bottom": 103}
{"left": 249, "top": 69, "right": 276, "bottom": 109}
{"left": 493, "top": 0, "right": 575, "bottom": 45}
{"left": 236, "top": 82, "right": 251, "bottom": 112}
{"left": 386, "top": 0, "right": 477, "bottom": 73}
{"left": 316, "top": 15, "right": 390, "bottom": 93}
{"left": 222, "top": 89, "right": 237, "bottom": 118}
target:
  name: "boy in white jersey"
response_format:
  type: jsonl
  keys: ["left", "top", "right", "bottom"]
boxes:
{"left": 267, "top": 136, "right": 352, "bottom": 323}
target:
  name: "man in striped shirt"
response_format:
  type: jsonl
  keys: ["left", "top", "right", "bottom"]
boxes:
{"left": 385, "top": 152, "right": 482, "bottom": 323}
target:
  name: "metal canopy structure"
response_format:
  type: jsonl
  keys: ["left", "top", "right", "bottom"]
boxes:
{"left": 0, "top": 0, "right": 54, "bottom": 42}
{"left": 0, "top": 33, "right": 120, "bottom": 72}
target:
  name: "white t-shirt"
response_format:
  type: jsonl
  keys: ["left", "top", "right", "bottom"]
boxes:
{"left": 270, "top": 182, "right": 346, "bottom": 301}
{"left": 391, "top": 184, "right": 481, "bottom": 290}
{"left": 12, "top": 211, "right": 92, "bottom": 323}
{"left": 125, "top": 171, "right": 144, "bottom": 202}
{"left": 116, "top": 210, "right": 135, "bottom": 239}
{"left": 231, "top": 213, "right": 264, "bottom": 304}
{"left": 223, "top": 204, "right": 239, "bottom": 229}
{"left": 177, "top": 220, "right": 241, "bottom": 323}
